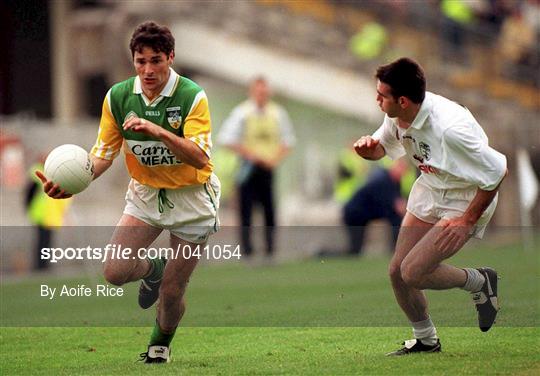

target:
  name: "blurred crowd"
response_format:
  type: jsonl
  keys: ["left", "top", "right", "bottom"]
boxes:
{"left": 346, "top": 0, "right": 539, "bottom": 86}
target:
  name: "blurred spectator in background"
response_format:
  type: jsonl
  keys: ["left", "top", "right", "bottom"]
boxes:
{"left": 440, "top": 0, "right": 475, "bottom": 62}
{"left": 334, "top": 146, "right": 370, "bottom": 205}
{"left": 523, "top": 0, "right": 540, "bottom": 32}
{"left": 218, "top": 77, "right": 295, "bottom": 261}
{"left": 497, "top": 3, "right": 538, "bottom": 84}
{"left": 349, "top": 21, "right": 388, "bottom": 61}
{"left": 343, "top": 159, "right": 410, "bottom": 256}
{"left": 24, "top": 157, "right": 71, "bottom": 270}
{"left": 474, "top": 0, "right": 513, "bottom": 35}
{"left": 320, "top": 158, "right": 412, "bottom": 257}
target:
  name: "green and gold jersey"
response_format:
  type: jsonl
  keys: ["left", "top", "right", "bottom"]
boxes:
{"left": 91, "top": 68, "right": 213, "bottom": 189}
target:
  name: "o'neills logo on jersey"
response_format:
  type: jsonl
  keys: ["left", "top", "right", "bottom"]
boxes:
{"left": 166, "top": 106, "right": 182, "bottom": 129}
{"left": 126, "top": 140, "right": 182, "bottom": 167}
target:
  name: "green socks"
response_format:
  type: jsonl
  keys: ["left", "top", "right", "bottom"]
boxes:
{"left": 145, "top": 257, "right": 165, "bottom": 282}
{"left": 149, "top": 320, "right": 176, "bottom": 346}
{"left": 145, "top": 259, "right": 171, "bottom": 346}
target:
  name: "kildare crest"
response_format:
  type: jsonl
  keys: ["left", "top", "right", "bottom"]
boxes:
{"left": 419, "top": 141, "right": 431, "bottom": 161}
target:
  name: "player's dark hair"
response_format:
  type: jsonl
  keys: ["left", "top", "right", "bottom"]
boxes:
{"left": 375, "top": 58, "right": 426, "bottom": 104}
{"left": 129, "top": 21, "right": 175, "bottom": 57}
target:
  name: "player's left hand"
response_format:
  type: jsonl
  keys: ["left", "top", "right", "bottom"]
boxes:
{"left": 434, "top": 217, "right": 473, "bottom": 253}
{"left": 123, "top": 117, "right": 162, "bottom": 139}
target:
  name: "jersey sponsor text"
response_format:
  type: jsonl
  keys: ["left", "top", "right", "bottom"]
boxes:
{"left": 128, "top": 140, "right": 182, "bottom": 166}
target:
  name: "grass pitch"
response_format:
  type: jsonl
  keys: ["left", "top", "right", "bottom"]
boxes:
{"left": 2, "top": 327, "right": 539, "bottom": 375}
{"left": 1, "top": 240, "right": 539, "bottom": 374}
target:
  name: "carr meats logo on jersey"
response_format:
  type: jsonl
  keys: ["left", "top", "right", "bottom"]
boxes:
{"left": 166, "top": 106, "right": 182, "bottom": 129}
{"left": 127, "top": 140, "right": 182, "bottom": 166}
{"left": 419, "top": 141, "right": 431, "bottom": 161}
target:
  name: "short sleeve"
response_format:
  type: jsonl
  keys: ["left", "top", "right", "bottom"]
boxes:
{"left": 217, "top": 104, "right": 245, "bottom": 146}
{"left": 184, "top": 91, "right": 212, "bottom": 157}
{"left": 442, "top": 125, "right": 507, "bottom": 190}
{"left": 372, "top": 115, "right": 406, "bottom": 160}
{"left": 90, "top": 90, "right": 123, "bottom": 161}
{"left": 278, "top": 107, "right": 296, "bottom": 147}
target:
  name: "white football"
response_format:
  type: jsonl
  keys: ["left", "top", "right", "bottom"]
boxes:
{"left": 43, "top": 144, "right": 93, "bottom": 194}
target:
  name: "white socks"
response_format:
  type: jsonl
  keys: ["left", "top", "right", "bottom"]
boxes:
{"left": 462, "top": 268, "right": 486, "bottom": 292}
{"left": 409, "top": 269, "right": 485, "bottom": 346}
{"left": 412, "top": 317, "right": 438, "bottom": 346}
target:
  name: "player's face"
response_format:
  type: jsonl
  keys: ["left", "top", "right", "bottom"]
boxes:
{"left": 250, "top": 80, "right": 270, "bottom": 108}
{"left": 376, "top": 80, "right": 400, "bottom": 117}
{"left": 133, "top": 47, "right": 173, "bottom": 96}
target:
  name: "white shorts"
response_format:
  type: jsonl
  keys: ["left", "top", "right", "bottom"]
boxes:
{"left": 406, "top": 177, "right": 498, "bottom": 239}
{"left": 123, "top": 174, "right": 220, "bottom": 244}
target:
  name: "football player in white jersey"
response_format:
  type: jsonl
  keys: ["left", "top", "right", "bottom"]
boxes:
{"left": 354, "top": 58, "right": 507, "bottom": 355}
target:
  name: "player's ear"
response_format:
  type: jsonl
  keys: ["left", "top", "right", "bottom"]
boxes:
{"left": 168, "top": 51, "right": 175, "bottom": 66}
{"left": 398, "top": 96, "right": 409, "bottom": 108}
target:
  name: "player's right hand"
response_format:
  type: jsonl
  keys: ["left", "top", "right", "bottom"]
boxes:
{"left": 35, "top": 171, "right": 73, "bottom": 199}
{"left": 354, "top": 136, "right": 380, "bottom": 158}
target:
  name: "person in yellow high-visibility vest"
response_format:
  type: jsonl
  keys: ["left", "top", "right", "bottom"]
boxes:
{"left": 218, "top": 76, "right": 296, "bottom": 260}
{"left": 349, "top": 21, "right": 388, "bottom": 61}
{"left": 334, "top": 148, "right": 370, "bottom": 205}
{"left": 24, "top": 162, "right": 71, "bottom": 270}
{"left": 440, "top": 0, "right": 475, "bottom": 60}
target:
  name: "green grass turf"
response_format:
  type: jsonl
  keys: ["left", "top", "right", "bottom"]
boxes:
{"left": 1, "top": 240, "right": 538, "bottom": 327}
{"left": 1, "top": 241, "right": 539, "bottom": 374}
{"left": 1, "top": 327, "right": 539, "bottom": 375}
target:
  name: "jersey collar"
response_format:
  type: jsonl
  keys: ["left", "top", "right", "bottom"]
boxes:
{"left": 133, "top": 68, "right": 179, "bottom": 105}
{"left": 410, "top": 92, "right": 433, "bottom": 130}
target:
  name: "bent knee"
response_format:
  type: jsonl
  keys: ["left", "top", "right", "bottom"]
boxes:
{"left": 103, "top": 266, "right": 127, "bottom": 286}
{"left": 388, "top": 261, "right": 403, "bottom": 283}
{"left": 400, "top": 263, "right": 424, "bottom": 287}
